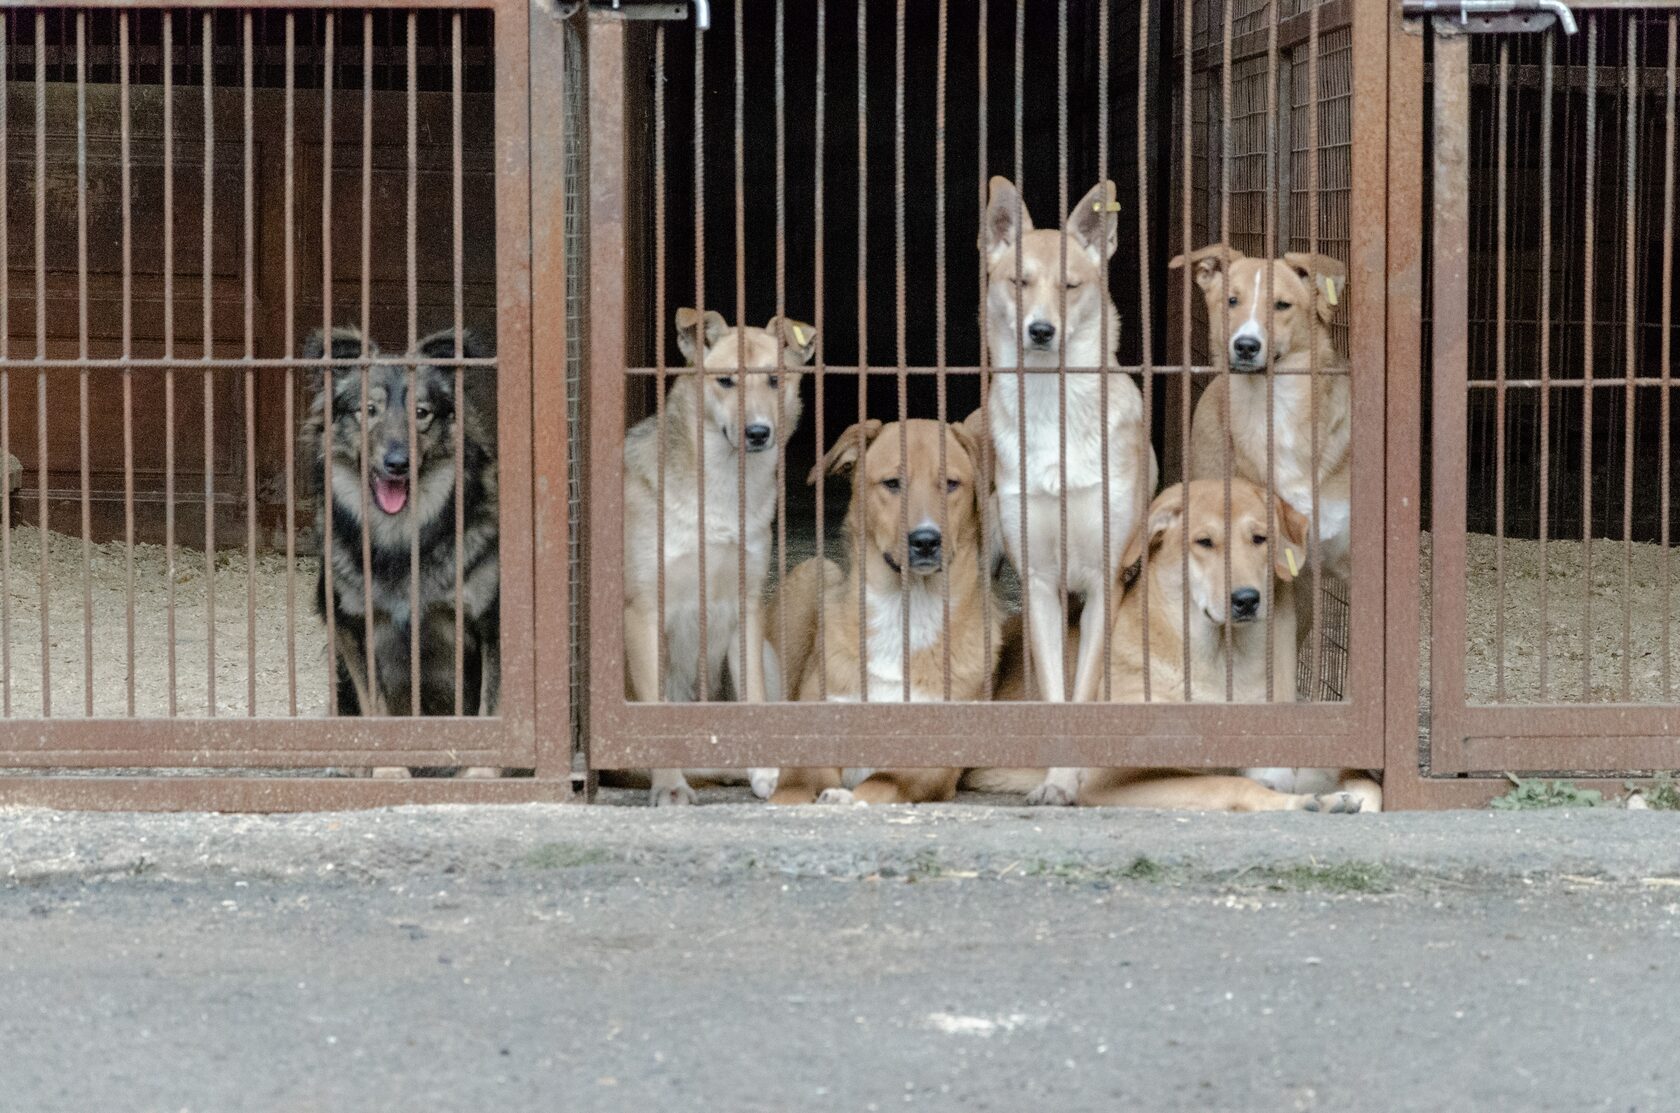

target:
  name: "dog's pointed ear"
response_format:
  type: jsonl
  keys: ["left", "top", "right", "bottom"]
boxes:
{"left": 1168, "top": 244, "right": 1241, "bottom": 292}
{"left": 765, "top": 316, "right": 817, "bottom": 365}
{"left": 1067, "top": 180, "right": 1120, "bottom": 263}
{"left": 301, "top": 326, "right": 373, "bottom": 365}
{"left": 1119, "top": 486, "right": 1185, "bottom": 581}
{"left": 675, "top": 307, "right": 729, "bottom": 365}
{"left": 807, "top": 420, "right": 883, "bottom": 486}
{"left": 981, "top": 176, "right": 1033, "bottom": 268}
{"left": 1283, "top": 252, "right": 1347, "bottom": 324}
{"left": 1272, "top": 496, "right": 1310, "bottom": 583}
{"left": 413, "top": 327, "right": 492, "bottom": 363}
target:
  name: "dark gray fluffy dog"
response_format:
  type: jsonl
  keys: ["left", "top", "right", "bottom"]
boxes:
{"left": 301, "top": 326, "right": 499, "bottom": 723}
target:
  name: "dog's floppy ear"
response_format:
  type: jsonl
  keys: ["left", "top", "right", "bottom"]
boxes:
{"left": 806, "top": 419, "right": 883, "bottom": 486}
{"left": 675, "top": 307, "right": 729, "bottom": 365}
{"left": 1168, "top": 243, "right": 1241, "bottom": 292}
{"left": 1119, "top": 486, "right": 1186, "bottom": 581}
{"left": 954, "top": 408, "right": 990, "bottom": 481}
{"left": 765, "top": 316, "right": 817, "bottom": 365}
{"left": 1272, "top": 497, "right": 1311, "bottom": 583}
{"left": 1282, "top": 252, "right": 1347, "bottom": 325}
{"left": 301, "top": 326, "right": 373, "bottom": 364}
{"left": 947, "top": 418, "right": 984, "bottom": 487}
{"left": 981, "top": 176, "right": 1033, "bottom": 268}
{"left": 1066, "top": 180, "right": 1120, "bottom": 263}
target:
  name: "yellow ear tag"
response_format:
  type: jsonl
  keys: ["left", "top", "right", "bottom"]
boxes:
{"left": 792, "top": 324, "right": 808, "bottom": 346}
{"left": 1321, "top": 276, "right": 1339, "bottom": 307}
{"left": 1092, "top": 200, "right": 1123, "bottom": 212}
{"left": 1286, "top": 548, "right": 1300, "bottom": 577}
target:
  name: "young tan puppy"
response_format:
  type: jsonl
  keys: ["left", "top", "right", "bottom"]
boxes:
{"left": 622, "top": 308, "right": 810, "bottom": 806}
{"left": 975, "top": 480, "right": 1380, "bottom": 812}
{"left": 981, "top": 176, "right": 1159, "bottom": 807}
{"left": 767, "top": 418, "right": 1001, "bottom": 805}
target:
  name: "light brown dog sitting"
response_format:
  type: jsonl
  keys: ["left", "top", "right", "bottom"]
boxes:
{"left": 971, "top": 479, "right": 1380, "bottom": 812}
{"left": 767, "top": 418, "right": 1001, "bottom": 805}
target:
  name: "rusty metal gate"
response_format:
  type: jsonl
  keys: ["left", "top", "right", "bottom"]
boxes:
{"left": 0, "top": 1, "right": 574, "bottom": 809}
{"left": 1391, "top": 1, "right": 1680, "bottom": 807}
{"left": 582, "top": 0, "right": 1389, "bottom": 791}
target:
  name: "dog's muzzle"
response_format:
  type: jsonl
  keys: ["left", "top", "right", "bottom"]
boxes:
{"left": 905, "top": 527, "right": 943, "bottom": 572}
{"left": 1229, "top": 335, "right": 1266, "bottom": 372}
{"left": 1025, "top": 320, "right": 1056, "bottom": 350}
{"left": 1230, "top": 587, "right": 1261, "bottom": 622}
{"left": 743, "top": 423, "right": 773, "bottom": 452}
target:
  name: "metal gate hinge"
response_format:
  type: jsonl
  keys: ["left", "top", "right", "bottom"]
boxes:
{"left": 1401, "top": 0, "right": 1578, "bottom": 35}
{"left": 585, "top": 0, "right": 709, "bottom": 30}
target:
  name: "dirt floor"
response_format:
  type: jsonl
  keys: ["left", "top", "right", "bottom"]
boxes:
{"left": 0, "top": 526, "right": 329, "bottom": 719}
{"left": 0, "top": 522, "right": 1670, "bottom": 725}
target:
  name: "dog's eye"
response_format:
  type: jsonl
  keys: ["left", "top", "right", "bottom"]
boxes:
{"left": 1274, "top": 301, "right": 1291, "bottom": 311}
{"left": 1252, "top": 534, "right": 1267, "bottom": 546}
{"left": 766, "top": 375, "right": 779, "bottom": 388}
{"left": 1226, "top": 295, "right": 1239, "bottom": 307}
{"left": 1065, "top": 281, "right": 1082, "bottom": 291}
{"left": 946, "top": 478, "right": 962, "bottom": 493}
{"left": 716, "top": 376, "right": 735, "bottom": 388}
{"left": 415, "top": 405, "right": 432, "bottom": 421}
{"left": 1195, "top": 536, "right": 1215, "bottom": 549}
{"left": 881, "top": 477, "right": 901, "bottom": 492}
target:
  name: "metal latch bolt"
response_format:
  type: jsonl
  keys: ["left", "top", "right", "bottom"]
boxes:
{"left": 1401, "top": 0, "right": 1578, "bottom": 35}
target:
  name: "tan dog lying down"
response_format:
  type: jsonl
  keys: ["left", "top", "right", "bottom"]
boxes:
{"left": 768, "top": 418, "right": 1001, "bottom": 805}
{"left": 968, "top": 480, "right": 1380, "bottom": 812}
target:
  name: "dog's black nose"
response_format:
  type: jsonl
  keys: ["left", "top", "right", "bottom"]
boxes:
{"left": 382, "top": 446, "right": 410, "bottom": 477}
{"left": 1231, "top": 587, "right": 1261, "bottom": 619}
{"left": 1026, "top": 321, "right": 1056, "bottom": 347}
{"left": 743, "top": 423, "right": 773, "bottom": 451}
{"left": 907, "top": 527, "right": 942, "bottom": 566}
{"left": 1232, "top": 335, "right": 1263, "bottom": 362}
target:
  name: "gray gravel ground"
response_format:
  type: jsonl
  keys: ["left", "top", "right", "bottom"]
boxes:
{"left": 4, "top": 805, "right": 1680, "bottom": 1112}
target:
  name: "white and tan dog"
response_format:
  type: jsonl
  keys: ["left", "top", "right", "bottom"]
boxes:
{"left": 1175, "top": 245, "right": 1353, "bottom": 795}
{"left": 622, "top": 308, "right": 810, "bottom": 806}
{"left": 766, "top": 418, "right": 1001, "bottom": 805}
{"left": 981, "top": 176, "right": 1159, "bottom": 806}
{"left": 973, "top": 480, "right": 1380, "bottom": 811}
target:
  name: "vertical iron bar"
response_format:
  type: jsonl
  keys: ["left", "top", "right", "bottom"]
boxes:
{"left": 1263, "top": 0, "right": 1280, "bottom": 700}
{"left": 452, "top": 10, "right": 466, "bottom": 714}
{"left": 1622, "top": 14, "right": 1639, "bottom": 702}
{"left": 813, "top": 0, "right": 827, "bottom": 699}
{"left": 407, "top": 10, "right": 421, "bottom": 711}
{"left": 121, "top": 11, "right": 134, "bottom": 717}
{"left": 654, "top": 26, "right": 668, "bottom": 701}
{"left": 203, "top": 9, "right": 216, "bottom": 717}
{"left": 1013, "top": 0, "right": 1030, "bottom": 695}
{"left": 1132, "top": 0, "right": 1147, "bottom": 703}
{"left": 1538, "top": 33, "right": 1552, "bottom": 700}
{"left": 1662, "top": 15, "right": 1676, "bottom": 700}
{"left": 1582, "top": 16, "right": 1597, "bottom": 702}
{"left": 320, "top": 11, "right": 338, "bottom": 716}
{"left": 936, "top": 0, "right": 951, "bottom": 701}
{"left": 774, "top": 0, "right": 789, "bottom": 697}
{"left": 78, "top": 11, "right": 93, "bottom": 715}
{"left": 1, "top": 11, "right": 11, "bottom": 717}
{"left": 284, "top": 11, "right": 298, "bottom": 717}
{"left": 1495, "top": 41, "right": 1508, "bottom": 702}
{"left": 856, "top": 0, "right": 869, "bottom": 700}
{"left": 358, "top": 12, "right": 377, "bottom": 714}
{"left": 36, "top": 10, "right": 50, "bottom": 717}
{"left": 244, "top": 11, "right": 257, "bottom": 716}
{"left": 976, "top": 0, "right": 993, "bottom": 699}
{"left": 1179, "top": 0, "right": 1193, "bottom": 700}
{"left": 1306, "top": 0, "right": 1324, "bottom": 696}
{"left": 735, "top": 0, "right": 749, "bottom": 704}
{"left": 1056, "top": 0, "right": 1070, "bottom": 701}
{"left": 1219, "top": 0, "right": 1235, "bottom": 701}
{"left": 693, "top": 17, "right": 708, "bottom": 701}
{"left": 896, "top": 0, "right": 910, "bottom": 703}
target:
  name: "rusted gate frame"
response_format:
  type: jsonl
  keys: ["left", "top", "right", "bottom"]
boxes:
{"left": 583, "top": 0, "right": 1388, "bottom": 776}
{"left": 0, "top": 0, "right": 571, "bottom": 810}
{"left": 1384, "top": 4, "right": 1680, "bottom": 808}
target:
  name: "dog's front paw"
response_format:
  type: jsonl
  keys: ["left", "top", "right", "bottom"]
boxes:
{"left": 1301, "top": 791, "right": 1363, "bottom": 814}
{"left": 651, "top": 782, "right": 699, "bottom": 807}
{"left": 1025, "top": 780, "right": 1077, "bottom": 807}
{"left": 816, "top": 788, "right": 862, "bottom": 806}
{"left": 749, "top": 767, "right": 780, "bottom": 800}
{"left": 371, "top": 766, "right": 413, "bottom": 780}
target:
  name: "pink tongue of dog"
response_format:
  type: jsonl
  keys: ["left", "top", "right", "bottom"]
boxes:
{"left": 374, "top": 477, "right": 409, "bottom": 515}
